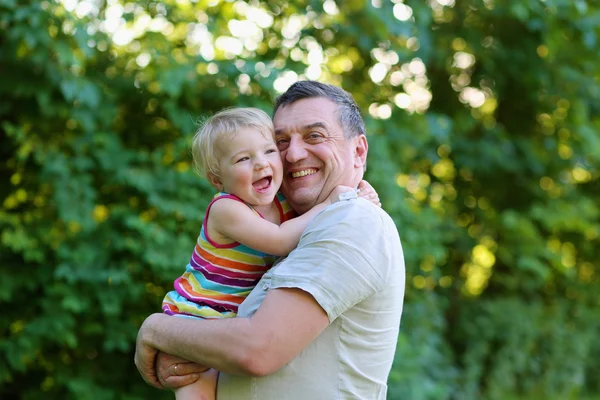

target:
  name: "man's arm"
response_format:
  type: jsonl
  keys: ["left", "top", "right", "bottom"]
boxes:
{"left": 135, "top": 287, "right": 329, "bottom": 385}
{"left": 137, "top": 200, "right": 390, "bottom": 388}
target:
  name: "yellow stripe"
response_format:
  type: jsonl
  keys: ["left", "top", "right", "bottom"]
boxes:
{"left": 183, "top": 273, "right": 251, "bottom": 300}
{"left": 174, "top": 302, "right": 237, "bottom": 319}
{"left": 198, "top": 237, "right": 267, "bottom": 265}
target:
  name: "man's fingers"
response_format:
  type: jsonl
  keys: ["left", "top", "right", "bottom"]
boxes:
{"left": 134, "top": 354, "right": 163, "bottom": 389}
{"left": 135, "top": 358, "right": 162, "bottom": 389}
{"left": 157, "top": 351, "right": 192, "bottom": 366}
{"left": 171, "top": 362, "right": 210, "bottom": 376}
{"left": 144, "top": 373, "right": 163, "bottom": 389}
{"left": 155, "top": 351, "right": 210, "bottom": 389}
{"left": 162, "top": 373, "right": 201, "bottom": 389}
{"left": 134, "top": 342, "right": 163, "bottom": 389}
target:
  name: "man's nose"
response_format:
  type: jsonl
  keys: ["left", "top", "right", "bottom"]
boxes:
{"left": 284, "top": 137, "right": 308, "bottom": 164}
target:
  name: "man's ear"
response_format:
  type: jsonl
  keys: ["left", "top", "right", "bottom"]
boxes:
{"left": 353, "top": 135, "right": 368, "bottom": 169}
{"left": 208, "top": 173, "right": 223, "bottom": 191}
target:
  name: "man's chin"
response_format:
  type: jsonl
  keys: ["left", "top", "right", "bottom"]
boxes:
{"left": 284, "top": 189, "right": 320, "bottom": 215}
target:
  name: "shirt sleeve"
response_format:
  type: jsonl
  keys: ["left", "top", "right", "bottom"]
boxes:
{"left": 269, "top": 199, "right": 393, "bottom": 322}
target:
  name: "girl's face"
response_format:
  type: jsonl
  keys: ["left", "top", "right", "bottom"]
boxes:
{"left": 212, "top": 127, "right": 283, "bottom": 207}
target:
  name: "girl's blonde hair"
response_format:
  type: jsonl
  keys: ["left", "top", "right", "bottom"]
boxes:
{"left": 191, "top": 107, "right": 274, "bottom": 187}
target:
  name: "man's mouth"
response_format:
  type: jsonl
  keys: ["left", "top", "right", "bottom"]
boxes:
{"left": 253, "top": 176, "right": 273, "bottom": 192}
{"left": 291, "top": 169, "right": 318, "bottom": 179}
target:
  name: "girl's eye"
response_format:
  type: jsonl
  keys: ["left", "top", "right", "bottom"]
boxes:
{"left": 266, "top": 148, "right": 277, "bottom": 154}
{"left": 236, "top": 157, "right": 249, "bottom": 163}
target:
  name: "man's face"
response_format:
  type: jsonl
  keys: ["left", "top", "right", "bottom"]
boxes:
{"left": 273, "top": 97, "right": 367, "bottom": 214}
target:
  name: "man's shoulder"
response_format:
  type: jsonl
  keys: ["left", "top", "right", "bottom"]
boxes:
{"left": 304, "top": 199, "right": 400, "bottom": 254}
{"left": 315, "top": 198, "right": 394, "bottom": 229}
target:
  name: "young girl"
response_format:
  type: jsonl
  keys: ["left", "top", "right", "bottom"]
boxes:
{"left": 161, "top": 107, "right": 378, "bottom": 400}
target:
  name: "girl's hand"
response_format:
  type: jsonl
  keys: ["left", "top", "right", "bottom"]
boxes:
{"left": 357, "top": 180, "right": 381, "bottom": 207}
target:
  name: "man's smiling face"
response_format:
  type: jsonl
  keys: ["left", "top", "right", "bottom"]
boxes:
{"left": 273, "top": 97, "right": 366, "bottom": 214}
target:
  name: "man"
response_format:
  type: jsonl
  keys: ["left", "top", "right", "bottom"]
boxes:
{"left": 135, "top": 81, "right": 405, "bottom": 399}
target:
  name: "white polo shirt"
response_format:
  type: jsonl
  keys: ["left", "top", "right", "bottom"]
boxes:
{"left": 217, "top": 198, "right": 405, "bottom": 399}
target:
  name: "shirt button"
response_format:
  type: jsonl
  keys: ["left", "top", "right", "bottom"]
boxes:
{"left": 262, "top": 283, "right": 269, "bottom": 290}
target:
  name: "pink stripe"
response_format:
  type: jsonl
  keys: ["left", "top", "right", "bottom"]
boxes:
{"left": 173, "top": 282, "right": 242, "bottom": 310}
{"left": 191, "top": 251, "right": 267, "bottom": 279}
{"left": 197, "top": 265, "right": 260, "bottom": 288}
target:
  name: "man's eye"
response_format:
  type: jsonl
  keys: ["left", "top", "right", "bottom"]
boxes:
{"left": 276, "top": 140, "right": 289, "bottom": 150}
{"left": 308, "top": 133, "right": 321, "bottom": 139}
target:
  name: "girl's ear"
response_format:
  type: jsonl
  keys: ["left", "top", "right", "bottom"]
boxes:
{"left": 208, "top": 173, "right": 223, "bottom": 191}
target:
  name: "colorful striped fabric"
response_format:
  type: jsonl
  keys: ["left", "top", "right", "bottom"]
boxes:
{"left": 162, "top": 192, "right": 295, "bottom": 319}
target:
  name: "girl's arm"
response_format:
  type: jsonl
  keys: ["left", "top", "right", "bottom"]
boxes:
{"left": 209, "top": 187, "right": 353, "bottom": 256}
{"left": 357, "top": 180, "right": 381, "bottom": 207}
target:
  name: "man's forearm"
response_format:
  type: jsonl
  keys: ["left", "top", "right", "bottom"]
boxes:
{"left": 139, "top": 313, "right": 262, "bottom": 376}
{"left": 138, "top": 288, "right": 329, "bottom": 381}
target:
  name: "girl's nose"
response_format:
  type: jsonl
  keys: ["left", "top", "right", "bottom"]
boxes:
{"left": 254, "top": 158, "right": 268, "bottom": 170}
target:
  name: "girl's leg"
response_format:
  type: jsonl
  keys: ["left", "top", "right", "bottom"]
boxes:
{"left": 173, "top": 368, "right": 219, "bottom": 400}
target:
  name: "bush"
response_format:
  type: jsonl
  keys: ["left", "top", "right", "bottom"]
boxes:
{"left": 1, "top": 1, "right": 598, "bottom": 398}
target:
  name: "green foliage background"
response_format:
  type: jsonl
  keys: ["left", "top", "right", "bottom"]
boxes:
{"left": 1, "top": 0, "right": 599, "bottom": 399}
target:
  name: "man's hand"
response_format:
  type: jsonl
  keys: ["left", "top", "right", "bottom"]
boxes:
{"left": 156, "top": 351, "right": 210, "bottom": 389}
{"left": 134, "top": 315, "right": 162, "bottom": 389}
{"left": 135, "top": 314, "right": 212, "bottom": 390}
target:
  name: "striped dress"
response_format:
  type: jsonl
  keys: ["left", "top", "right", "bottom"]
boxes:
{"left": 162, "top": 192, "right": 295, "bottom": 319}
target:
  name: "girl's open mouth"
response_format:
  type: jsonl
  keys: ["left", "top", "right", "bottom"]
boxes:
{"left": 253, "top": 176, "right": 272, "bottom": 193}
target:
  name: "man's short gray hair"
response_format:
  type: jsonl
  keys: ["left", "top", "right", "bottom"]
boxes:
{"left": 273, "top": 81, "right": 366, "bottom": 139}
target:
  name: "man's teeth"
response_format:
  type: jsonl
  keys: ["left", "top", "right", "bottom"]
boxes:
{"left": 291, "top": 169, "right": 317, "bottom": 178}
